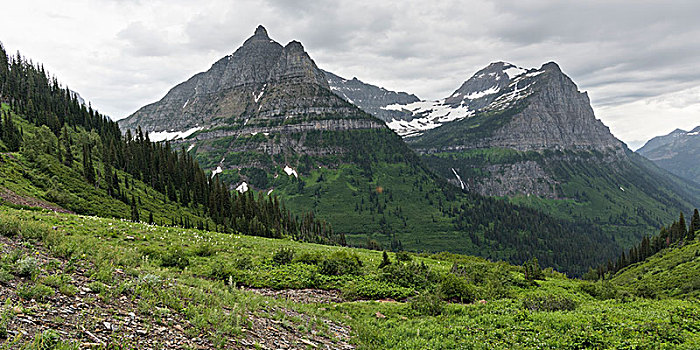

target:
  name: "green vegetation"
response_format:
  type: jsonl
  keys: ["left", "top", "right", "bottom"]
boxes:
{"left": 0, "top": 44, "right": 341, "bottom": 246}
{"left": 421, "top": 146, "right": 700, "bottom": 249}
{"left": 1, "top": 206, "right": 698, "bottom": 349}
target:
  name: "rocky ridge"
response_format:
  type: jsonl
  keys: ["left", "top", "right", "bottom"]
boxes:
{"left": 637, "top": 126, "right": 700, "bottom": 184}
{"left": 118, "top": 26, "right": 392, "bottom": 185}
{"left": 323, "top": 70, "right": 420, "bottom": 122}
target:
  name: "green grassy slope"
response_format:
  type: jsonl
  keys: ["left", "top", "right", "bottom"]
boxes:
{"left": 0, "top": 103, "right": 213, "bottom": 227}
{"left": 612, "top": 236, "right": 700, "bottom": 299}
{"left": 1, "top": 206, "right": 698, "bottom": 349}
{"left": 421, "top": 146, "right": 700, "bottom": 249}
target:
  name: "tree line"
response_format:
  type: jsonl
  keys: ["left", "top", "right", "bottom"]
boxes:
{"left": 0, "top": 42, "right": 343, "bottom": 245}
{"left": 587, "top": 208, "right": 700, "bottom": 279}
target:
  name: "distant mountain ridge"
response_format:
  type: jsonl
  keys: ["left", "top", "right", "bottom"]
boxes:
{"left": 637, "top": 126, "right": 700, "bottom": 184}
{"left": 388, "top": 60, "right": 700, "bottom": 248}
{"left": 323, "top": 70, "right": 419, "bottom": 122}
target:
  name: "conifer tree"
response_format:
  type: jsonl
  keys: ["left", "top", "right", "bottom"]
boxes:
{"left": 688, "top": 208, "right": 699, "bottom": 242}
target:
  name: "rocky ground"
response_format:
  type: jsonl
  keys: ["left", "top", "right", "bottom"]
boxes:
{"left": 0, "top": 188, "right": 73, "bottom": 214}
{"left": 0, "top": 234, "right": 354, "bottom": 349}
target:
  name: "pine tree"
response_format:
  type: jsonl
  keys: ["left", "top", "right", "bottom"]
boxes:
{"left": 678, "top": 212, "right": 688, "bottom": 239}
{"left": 378, "top": 251, "right": 391, "bottom": 269}
{"left": 688, "top": 208, "right": 699, "bottom": 242}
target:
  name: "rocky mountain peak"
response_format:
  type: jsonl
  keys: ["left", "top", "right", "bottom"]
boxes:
{"left": 541, "top": 61, "right": 562, "bottom": 72}
{"left": 284, "top": 40, "right": 304, "bottom": 52}
{"left": 254, "top": 25, "right": 269, "bottom": 38}
{"left": 119, "top": 26, "right": 345, "bottom": 134}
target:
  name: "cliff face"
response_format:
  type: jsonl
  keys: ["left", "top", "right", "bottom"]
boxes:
{"left": 407, "top": 61, "right": 700, "bottom": 237}
{"left": 638, "top": 126, "right": 700, "bottom": 184}
{"left": 119, "top": 26, "right": 375, "bottom": 136}
{"left": 406, "top": 62, "right": 625, "bottom": 154}
{"left": 118, "top": 26, "right": 394, "bottom": 180}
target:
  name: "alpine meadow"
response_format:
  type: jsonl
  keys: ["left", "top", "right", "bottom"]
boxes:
{"left": 1, "top": 2, "right": 700, "bottom": 349}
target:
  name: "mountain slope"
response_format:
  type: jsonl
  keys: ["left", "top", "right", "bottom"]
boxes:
{"left": 323, "top": 69, "right": 420, "bottom": 122}
{"left": 401, "top": 62, "right": 700, "bottom": 247}
{"left": 117, "top": 27, "right": 628, "bottom": 275}
{"left": 637, "top": 126, "right": 700, "bottom": 184}
{"left": 612, "top": 231, "right": 700, "bottom": 299}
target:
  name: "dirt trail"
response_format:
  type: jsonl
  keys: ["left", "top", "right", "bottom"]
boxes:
{"left": 0, "top": 188, "right": 74, "bottom": 214}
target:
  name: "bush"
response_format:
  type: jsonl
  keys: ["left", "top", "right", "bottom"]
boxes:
{"left": 410, "top": 291, "right": 445, "bottom": 316}
{"left": 319, "top": 251, "right": 362, "bottom": 276}
{"left": 17, "top": 283, "right": 54, "bottom": 301}
{"left": 579, "top": 280, "right": 618, "bottom": 300}
{"left": 160, "top": 246, "right": 190, "bottom": 269}
{"left": 293, "top": 252, "right": 323, "bottom": 265}
{"left": 341, "top": 277, "right": 414, "bottom": 300}
{"left": 439, "top": 273, "right": 475, "bottom": 303}
{"left": 395, "top": 251, "right": 412, "bottom": 262}
{"left": 272, "top": 248, "right": 295, "bottom": 265}
{"left": 521, "top": 294, "right": 576, "bottom": 312}
{"left": 193, "top": 243, "right": 216, "bottom": 257}
{"left": 14, "top": 256, "right": 39, "bottom": 278}
{"left": 232, "top": 256, "right": 253, "bottom": 270}
{"left": 0, "top": 218, "right": 21, "bottom": 237}
{"left": 0, "top": 268, "right": 13, "bottom": 285}
{"left": 381, "top": 262, "right": 437, "bottom": 289}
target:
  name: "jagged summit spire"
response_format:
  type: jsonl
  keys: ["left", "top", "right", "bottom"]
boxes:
{"left": 254, "top": 25, "right": 269, "bottom": 38}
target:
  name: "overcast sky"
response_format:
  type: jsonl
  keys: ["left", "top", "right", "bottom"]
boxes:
{"left": 2, "top": 0, "right": 699, "bottom": 149}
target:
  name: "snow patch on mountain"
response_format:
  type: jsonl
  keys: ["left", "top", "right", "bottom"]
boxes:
{"left": 211, "top": 166, "right": 222, "bottom": 178}
{"left": 385, "top": 100, "right": 474, "bottom": 137}
{"left": 149, "top": 127, "right": 203, "bottom": 142}
{"left": 283, "top": 165, "right": 298, "bottom": 178}
{"left": 236, "top": 182, "right": 249, "bottom": 193}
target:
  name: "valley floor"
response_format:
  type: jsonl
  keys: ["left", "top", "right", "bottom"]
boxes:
{"left": 0, "top": 206, "right": 698, "bottom": 349}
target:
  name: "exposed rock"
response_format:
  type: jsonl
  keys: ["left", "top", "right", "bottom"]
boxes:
{"left": 323, "top": 70, "right": 420, "bottom": 122}
{"left": 637, "top": 126, "right": 700, "bottom": 184}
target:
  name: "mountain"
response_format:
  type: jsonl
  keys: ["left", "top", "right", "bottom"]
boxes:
{"left": 323, "top": 70, "right": 420, "bottom": 121}
{"left": 384, "top": 62, "right": 529, "bottom": 137}
{"left": 117, "top": 27, "right": 628, "bottom": 275}
{"left": 398, "top": 61, "right": 700, "bottom": 247}
{"left": 637, "top": 126, "right": 700, "bottom": 184}
{"left": 0, "top": 43, "right": 341, "bottom": 246}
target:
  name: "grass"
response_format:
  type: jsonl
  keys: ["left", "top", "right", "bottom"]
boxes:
{"left": 1, "top": 205, "right": 699, "bottom": 348}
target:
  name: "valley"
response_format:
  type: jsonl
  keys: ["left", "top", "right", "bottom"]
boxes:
{"left": 0, "top": 19, "right": 699, "bottom": 349}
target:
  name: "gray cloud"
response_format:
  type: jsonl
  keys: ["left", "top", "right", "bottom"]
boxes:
{"left": 1, "top": 0, "right": 699, "bottom": 143}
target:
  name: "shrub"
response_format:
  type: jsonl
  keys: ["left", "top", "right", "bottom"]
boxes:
{"left": 160, "top": 246, "right": 190, "bottom": 269}
{"left": 341, "top": 277, "right": 414, "bottom": 300}
{"left": 439, "top": 273, "right": 475, "bottom": 303}
{"left": 395, "top": 251, "right": 412, "bottom": 262}
{"left": 32, "top": 329, "right": 62, "bottom": 350}
{"left": 0, "top": 218, "right": 20, "bottom": 237}
{"left": 521, "top": 294, "right": 576, "bottom": 312}
{"left": 378, "top": 251, "right": 391, "bottom": 269}
{"left": 193, "top": 243, "right": 216, "bottom": 257}
{"left": 381, "top": 262, "right": 437, "bottom": 289}
{"left": 14, "top": 256, "right": 39, "bottom": 278}
{"left": 58, "top": 283, "right": 78, "bottom": 297}
{"left": 579, "top": 280, "right": 618, "bottom": 300}
{"left": 232, "top": 256, "right": 253, "bottom": 270}
{"left": 319, "top": 251, "right": 362, "bottom": 276}
{"left": 410, "top": 291, "right": 445, "bottom": 316}
{"left": 272, "top": 248, "right": 295, "bottom": 265}
{"left": 0, "top": 268, "right": 13, "bottom": 285}
{"left": 293, "top": 251, "right": 323, "bottom": 265}
{"left": 17, "top": 283, "right": 54, "bottom": 301}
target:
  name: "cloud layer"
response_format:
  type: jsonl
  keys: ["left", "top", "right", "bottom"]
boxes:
{"left": 1, "top": 0, "right": 699, "bottom": 146}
